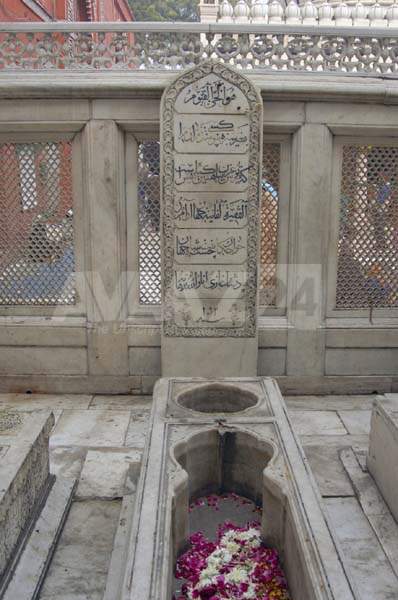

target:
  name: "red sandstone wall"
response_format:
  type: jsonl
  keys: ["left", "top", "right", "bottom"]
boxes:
{"left": 0, "top": 0, "right": 134, "bottom": 22}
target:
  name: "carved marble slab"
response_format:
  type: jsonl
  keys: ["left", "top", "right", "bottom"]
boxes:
{"left": 161, "top": 61, "right": 262, "bottom": 337}
{"left": 122, "top": 377, "right": 356, "bottom": 600}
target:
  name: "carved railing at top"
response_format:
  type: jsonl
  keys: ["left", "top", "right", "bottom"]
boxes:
{"left": 218, "top": 0, "right": 398, "bottom": 26}
{"left": 1, "top": 14, "right": 398, "bottom": 75}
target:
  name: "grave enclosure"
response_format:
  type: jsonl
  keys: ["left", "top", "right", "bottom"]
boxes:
{"left": 120, "top": 64, "right": 354, "bottom": 600}
{"left": 0, "top": 19, "right": 398, "bottom": 600}
{"left": 123, "top": 377, "right": 355, "bottom": 600}
{"left": 0, "top": 22, "right": 397, "bottom": 394}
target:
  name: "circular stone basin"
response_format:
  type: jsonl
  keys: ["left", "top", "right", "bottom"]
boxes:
{"left": 176, "top": 384, "right": 258, "bottom": 413}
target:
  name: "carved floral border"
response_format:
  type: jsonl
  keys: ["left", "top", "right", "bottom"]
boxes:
{"left": 161, "top": 60, "right": 263, "bottom": 338}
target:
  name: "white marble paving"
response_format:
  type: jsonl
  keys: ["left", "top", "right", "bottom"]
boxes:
{"left": 288, "top": 409, "right": 348, "bottom": 436}
{"left": 50, "top": 410, "right": 131, "bottom": 447}
{"left": 124, "top": 409, "right": 151, "bottom": 449}
{"left": 285, "top": 395, "right": 375, "bottom": 411}
{"left": 50, "top": 446, "right": 87, "bottom": 480}
{"left": 300, "top": 434, "right": 370, "bottom": 447}
{"left": 89, "top": 395, "right": 152, "bottom": 411}
{"left": 39, "top": 500, "right": 120, "bottom": 600}
{"left": 303, "top": 444, "right": 354, "bottom": 497}
{"left": 0, "top": 393, "right": 92, "bottom": 411}
{"left": 325, "top": 497, "right": 398, "bottom": 600}
{"left": 340, "top": 447, "right": 398, "bottom": 578}
{"left": 76, "top": 449, "right": 142, "bottom": 499}
{"left": 338, "top": 410, "right": 372, "bottom": 435}
{"left": 13, "top": 392, "right": 394, "bottom": 600}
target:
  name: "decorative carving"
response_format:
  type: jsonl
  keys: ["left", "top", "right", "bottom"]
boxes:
{"left": 161, "top": 60, "right": 262, "bottom": 337}
{"left": 0, "top": 411, "right": 23, "bottom": 433}
{"left": 1, "top": 25, "right": 398, "bottom": 75}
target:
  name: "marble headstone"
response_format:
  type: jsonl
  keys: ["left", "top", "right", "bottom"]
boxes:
{"left": 161, "top": 61, "right": 263, "bottom": 377}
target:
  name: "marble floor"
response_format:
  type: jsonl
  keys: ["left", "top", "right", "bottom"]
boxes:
{"left": 0, "top": 392, "right": 397, "bottom": 600}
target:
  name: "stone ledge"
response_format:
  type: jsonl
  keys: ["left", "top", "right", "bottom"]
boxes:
{"left": 368, "top": 395, "right": 398, "bottom": 522}
{"left": 0, "top": 411, "right": 54, "bottom": 583}
{"left": 2, "top": 477, "right": 76, "bottom": 600}
{"left": 0, "top": 72, "right": 398, "bottom": 104}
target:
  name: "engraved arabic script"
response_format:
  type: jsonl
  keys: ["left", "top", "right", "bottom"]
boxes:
{"left": 183, "top": 79, "right": 237, "bottom": 109}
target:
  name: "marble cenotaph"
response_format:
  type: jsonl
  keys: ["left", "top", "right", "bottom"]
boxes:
{"left": 121, "top": 377, "right": 355, "bottom": 600}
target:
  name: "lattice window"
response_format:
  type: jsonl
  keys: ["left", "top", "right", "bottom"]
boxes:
{"left": 336, "top": 145, "right": 398, "bottom": 309}
{"left": 138, "top": 140, "right": 161, "bottom": 305}
{"left": 260, "top": 143, "right": 281, "bottom": 306}
{"left": 0, "top": 141, "right": 76, "bottom": 306}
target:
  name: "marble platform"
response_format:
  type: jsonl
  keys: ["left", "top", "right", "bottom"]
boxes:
{"left": 0, "top": 392, "right": 396, "bottom": 600}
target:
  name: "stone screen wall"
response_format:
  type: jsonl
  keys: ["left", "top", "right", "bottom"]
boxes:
{"left": 0, "top": 91, "right": 397, "bottom": 393}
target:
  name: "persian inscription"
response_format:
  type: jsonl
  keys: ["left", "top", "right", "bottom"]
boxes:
{"left": 161, "top": 61, "right": 262, "bottom": 336}
{"left": 174, "top": 230, "right": 247, "bottom": 264}
{"left": 174, "top": 193, "right": 248, "bottom": 228}
{"left": 174, "top": 269, "right": 246, "bottom": 299}
{"left": 174, "top": 115, "right": 250, "bottom": 153}
{"left": 174, "top": 72, "right": 250, "bottom": 114}
{"left": 174, "top": 155, "right": 250, "bottom": 191}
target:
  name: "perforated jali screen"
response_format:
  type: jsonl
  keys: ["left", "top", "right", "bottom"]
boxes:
{"left": 0, "top": 141, "right": 75, "bottom": 306}
{"left": 336, "top": 145, "right": 398, "bottom": 309}
{"left": 138, "top": 140, "right": 161, "bottom": 305}
{"left": 260, "top": 143, "right": 281, "bottom": 306}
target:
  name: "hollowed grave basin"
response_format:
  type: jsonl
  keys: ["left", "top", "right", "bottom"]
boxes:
{"left": 176, "top": 383, "right": 258, "bottom": 414}
{"left": 121, "top": 378, "right": 355, "bottom": 600}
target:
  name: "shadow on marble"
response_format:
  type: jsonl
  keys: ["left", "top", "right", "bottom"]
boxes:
{"left": 286, "top": 395, "right": 375, "bottom": 411}
{"left": 0, "top": 394, "right": 92, "bottom": 411}
{"left": 89, "top": 395, "right": 152, "bottom": 411}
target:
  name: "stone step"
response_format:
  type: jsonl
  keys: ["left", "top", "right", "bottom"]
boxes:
{"left": 102, "top": 491, "right": 137, "bottom": 600}
{"left": 340, "top": 446, "right": 398, "bottom": 580}
{"left": 368, "top": 394, "right": 398, "bottom": 523}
